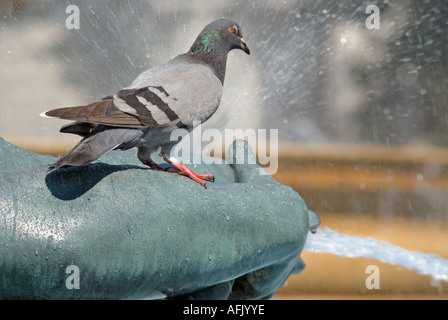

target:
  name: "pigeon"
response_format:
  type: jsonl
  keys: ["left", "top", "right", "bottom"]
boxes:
{"left": 42, "top": 18, "right": 250, "bottom": 187}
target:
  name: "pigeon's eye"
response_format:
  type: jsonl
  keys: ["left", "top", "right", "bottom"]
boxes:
{"left": 230, "top": 26, "right": 238, "bottom": 35}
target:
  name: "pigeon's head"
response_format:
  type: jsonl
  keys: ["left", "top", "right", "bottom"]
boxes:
{"left": 190, "top": 18, "right": 250, "bottom": 56}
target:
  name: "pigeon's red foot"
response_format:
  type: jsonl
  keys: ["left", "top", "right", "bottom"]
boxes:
{"left": 161, "top": 154, "right": 214, "bottom": 188}
{"left": 138, "top": 158, "right": 166, "bottom": 171}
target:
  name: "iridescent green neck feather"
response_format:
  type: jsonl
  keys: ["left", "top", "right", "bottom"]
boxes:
{"left": 189, "top": 28, "right": 229, "bottom": 84}
{"left": 198, "top": 29, "right": 220, "bottom": 54}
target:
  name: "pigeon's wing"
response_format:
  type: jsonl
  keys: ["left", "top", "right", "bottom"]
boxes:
{"left": 115, "top": 61, "right": 223, "bottom": 128}
{"left": 44, "top": 61, "right": 223, "bottom": 129}
{"left": 44, "top": 99, "right": 146, "bottom": 127}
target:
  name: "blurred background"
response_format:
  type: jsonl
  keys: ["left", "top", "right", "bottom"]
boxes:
{"left": 1, "top": 0, "right": 447, "bottom": 299}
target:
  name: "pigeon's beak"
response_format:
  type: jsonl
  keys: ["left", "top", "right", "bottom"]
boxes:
{"left": 240, "top": 38, "right": 250, "bottom": 55}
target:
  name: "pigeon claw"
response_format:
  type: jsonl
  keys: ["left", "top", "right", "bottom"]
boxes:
{"left": 160, "top": 154, "right": 214, "bottom": 188}
{"left": 172, "top": 164, "right": 210, "bottom": 188}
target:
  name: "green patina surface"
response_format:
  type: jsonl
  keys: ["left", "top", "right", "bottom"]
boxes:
{"left": 0, "top": 138, "right": 318, "bottom": 299}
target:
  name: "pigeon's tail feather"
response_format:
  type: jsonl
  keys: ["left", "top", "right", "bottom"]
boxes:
{"left": 59, "top": 121, "right": 96, "bottom": 137}
{"left": 50, "top": 125, "right": 143, "bottom": 169}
